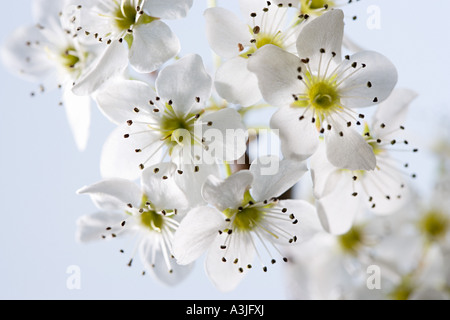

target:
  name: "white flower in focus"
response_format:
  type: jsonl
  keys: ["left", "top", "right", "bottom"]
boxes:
{"left": 1, "top": 0, "right": 126, "bottom": 150}
{"left": 96, "top": 54, "right": 247, "bottom": 188}
{"left": 76, "top": 163, "right": 193, "bottom": 285}
{"left": 172, "top": 155, "right": 322, "bottom": 292}
{"left": 205, "top": 0, "right": 307, "bottom": 107}
{"left": 75, "top": 0, "right": 192, "bottom": 73}
{"left": 310, "top": 88, "right": 419, "bottom": 235}
{"left": 248, "top": 9, "right": 398, "bottom": 169}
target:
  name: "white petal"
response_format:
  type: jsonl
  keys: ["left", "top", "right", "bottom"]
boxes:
{"left": 173, "top": 158, "right": 221, "bottom": 207}
{"left": 32, "top": 0, "right": 65, "bottom": 26}
{"left": 141, "top": 163, "right": 190, "bottom": 210}
{"left": 309, "top": 142, "right": 341, "bottom": 198}
{"left": 172, "top": 206, "right": 226, "bottom": 265}
{"left": 156, "top": 54, "right": 212, "bottom": 116}
{"left": 250, "top": 155, "right": 308, "bottom": 202}
{"left": 63, "top": 88, "right": 91, "bottom": 151}
{"left": 276, "top": 200, "right": 322, "bottom": 243}
{"left": 77, "top": 178, "right": 143, "bottom": 211}
{"left": 94, "top": 78, "right": 155, "bottom": 125}
{"left": 199, "top": 108, "right": 248, "bottom": 162}
{"left": 338, "top": 51, "right": 398, "bottom": 109}
{"left": 214, "top": 57, "right": 262, "bottom": 107}
{"left": 72, "top": 41, "right": 129, "bottom": 95}
{"left": 296, "top": 9, "right": 344, "bottom": 69}
{"left": 270, "top": 106, "right": 319, "bottom": 161}
{"left": 372, "top": 88, "right": 418, "bottom": 139}
{"left": 139, "top": 236, "right": 194, "bottom": 286}
{"left": 316, "top": 172, "right": 363, "bottom": 235}
{"left": 248, "top": 45, "right": 303, "bottom": 107}
{"left": 205, "top": 231, "right": 254, "bottom": 292}
{"left": 129, "top": 21, "right": 180, "bottom": 73}
{"left": 76, "top": 211, "right": 129, "bottom": 242}
{"left": 202, "top": 170, "right": 254, "bottom": 211}
{"left": 100, "top": 124, "right": 163, "bottom": 180}
{"left": 325, "top": 120, "right": 376, "bottom": 171}
{"left": 204, "top": 7, "right": 251, "bottom": 59}
{"left": 143, "top": 0, "right": 193, "bottom": 20}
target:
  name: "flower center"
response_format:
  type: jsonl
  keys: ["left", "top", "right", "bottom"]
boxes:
{"left": 114, "top": 1, "right": 138, "bottom": 31}
{"left": 419, "top": 210, "right": 449, "bottom": 241}
{"left": 301, "top": 0, "right": 335, "bottom": 15}
{"left": 338, "top": 226, "right": 363, "bottom": 253}
{"left": 60, "top": 47, "right": 81, "bottom": 70}
{"left": 308, "top": 80, "right": 340, "bottom": 110}
{"left": 140, "top": 209, "right": 164, "bottom": 231}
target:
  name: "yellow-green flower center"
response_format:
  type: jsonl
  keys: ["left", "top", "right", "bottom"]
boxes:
{"left": 114, "top": 2, "right": 138, "bottom": 31}
{"left": 338, "top": 226, "right": 364, "bottom": 253}
{"left": 308, "top": 81, "right": 340, "bottom": 110}
{"left": 223, "top": 191, "right": 266, "bottom": 232}
{"left": 292, "top": 74, "right": 342, "bottom": 130}
{"left": 419, "top": 209, "right": 449, "bottom": 241}
{"left": 301, "top": 0, "right": 335, "bottom": 15}
{"left": 140, "top": 209, "right": 164, "bottom": 231}
{"left": 113, "top": 0, "right": 158, "bottom": 33}
{"left": 61, "top": 47, "right": 81, "bottom": 70}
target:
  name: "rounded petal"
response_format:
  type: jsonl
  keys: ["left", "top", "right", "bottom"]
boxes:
{"left": 94, "top": 78, "right": 155, "bottom": 125}
{"left": 270, "top": 106, "right": 319, "bottom": 161}
{"left": 100, "top": 124, "right": 163, "bottom": 180}
{"left": 63, "top": 88, "right": 91, "bottom": 151}
{"left": 172, "top": 206, "right": 226, "bottom": 265}
{"left": 372, "top": 88, "right": 418, "bottom": 139}
{"left": 248, "top": 45, "right": 304, "bottom": 107}
{"left": 316, "top": 172, "right": 364, "bottom": 235}
{"left": 129, "top": 21, "right": 180, "bottom": 73}
{"left": 325, "top": 120, "right": 376, "bottom": 171}
{"left": 72, "top": 41, "right": 129, "bottom": 95}
{"left": 205, "top": 231, "right": 254, "bottom": 292}
{"left": 77, "top": 178, "right": 143, "bottom": 211}
{"left": 139, "top": 236, "right": 194, "bottom": 286}
{"left": 199, "top": 108, "right": 248, "bottom": 162}
{"left": 156, "top": 53, "right": 212, "bottom": 116}
{"left": 202, "top": 170, "right": 254, "bottom": 211}
{"left": 141, "top": 163, "right": 189, "bottom": 210}
{"left": 250, "top": 155, "right": 308, "bottom": 202}
{"left": 276, "top": 199, "right": 322, "bottom": 243}
{"left": 309, "top": 142, "right": 341, "bottom": 198}
{"left": 296, "top": 9, "right": 344, "bottom": 69}
{"left": 204, "top": 7, "right": 251, "bottom": 59}
{"left": 143, "top": 0, "right": 193, "bottom": 20}
{"left": 76, "top": 211, "right": 129, "bottom": 242}
{"left": 214, "top": 57, "right": 262, "bottom": 107}
{"left": 338, "top": 51, "right": 398, "bottom": 109}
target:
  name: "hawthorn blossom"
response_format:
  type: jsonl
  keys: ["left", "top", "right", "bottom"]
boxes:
{"left": 309, "top": 88, "right": 419, "bottom": 234}
{"left": 172, "top": 156, "right": 322, "bottom": 292}
{"left": 1, "top": 0, "right": 126, "bottom": 150}
{"left": 205, "top": 0, "right": 307, "bottom": 107}
{"left": 248, "top": 9, "right": 398, "bottom": 170}
{"left": 74, "top": 0, "right": 193, "bottom": 74}
{"left": 96, "top": 54, "right": 247, "bottom": 187}
{"left": 76, "top": 163, "right": 193, "bottom": 285}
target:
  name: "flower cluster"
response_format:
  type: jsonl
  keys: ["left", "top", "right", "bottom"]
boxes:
{"left": 3, "top": 0, "right": 444, "bottom": 299}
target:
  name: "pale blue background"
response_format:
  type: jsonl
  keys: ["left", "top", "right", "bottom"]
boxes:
{"left": 0, "top": 0, "right": 449, "bottom": 300}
